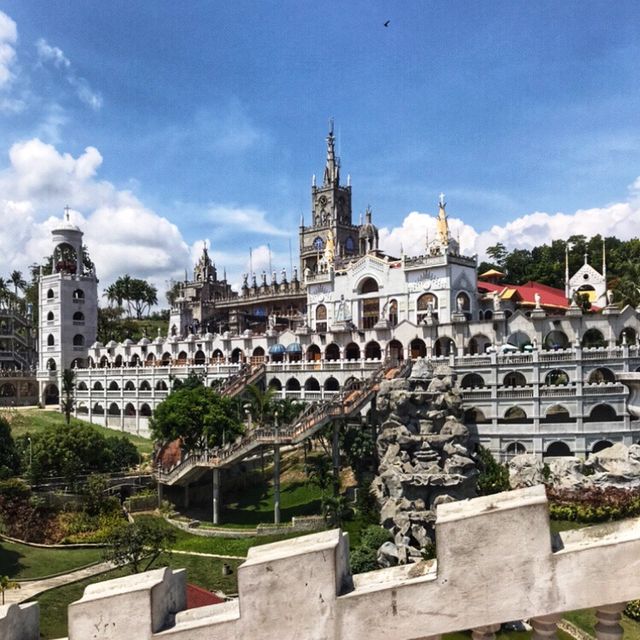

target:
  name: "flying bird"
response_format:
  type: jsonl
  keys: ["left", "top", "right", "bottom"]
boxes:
{"left": 384, "top": 20, "right": 390, "bottom": 27}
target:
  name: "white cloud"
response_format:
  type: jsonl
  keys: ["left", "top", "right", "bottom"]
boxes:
{"left": 35, "top": 38, "right": 102, "bottom": 110}
{"left": 0, "top": 11, "right": 17, "bottom": 88}
{"left": 207, "top": 203, "right": 290, "bottom": 237}
{"left": 378, "top": 180, "right": 640, "bottom": 261}
{"left": 0, "top": 138, "right": 190, "bottom": 303}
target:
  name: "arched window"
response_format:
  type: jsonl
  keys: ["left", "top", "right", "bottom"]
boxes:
{"left": 108, "top": 381, "right": 120, "bottom": 391}
{"left": 177, "top": 351, "right": 188, "bottom": 363}
{"left": 386, "top": 339, "right": 404, "bottom": 362}
{"left": 231, "top": 348, "right": 244, "bottom": 363}
{"left": 77, "top": 381, "right": 88, "bottom": 390}
{"left": 324, "top": 377, "right": 340, "bottom": 391}
{"left": 544, "top": 330, "right": 569, "bottom": 350}
{"left": 588, "top": 404, "right": 618, "bottom": 421}
{"left": 47, "top": 289, "right": 54, "bottom": 300}
{"left": 504, "top": 406, "right": 527, "bottom": 421}
{"left": 113, "top": 355, "right": 123, "bottom": 368}
{"left": 285, "top": 378, "right": 301, "bottom": 391}
{"left": 140, "top": 380, "right": 151, "bottom": 390}
{"left": 434, "top": 337, "right": 456, "bottom": 357}
{"left": 124, "top": 403, "right": 136, "bottom": 416}
{"left": 460, "top": 373, "right": 485, "bottom": 389}
{"left": 124, "top": 381, "right": 135, "bottom": 390}
{"left": 93, "top": 403, "right": 105, "bottom": 415}
{"left": 44, "top": 384, "right": 59, "bottom": 405}
{"left": 99, "top": 356, "right": 109, "bottom": 368}
{"left": 268, "top": 378, "right": 282, "bottom": 391}
{"left": 455, "top": 292, "right": 471, "bottom": 313}
{"left": 73, "top": 311, "right": 84, "bottom": 323}
{"left": 592, "top": 440, "right": 614, "bottom": 454}
{"left": 194, "top": 350, "right": 206, "bottom": 365}
{"left": 130, "top": 354, "right": 141, "bottom": 367}
{"left": 304, "top": 377, "right": 320, "bottom": 391}
{"left": 582, "top": 328, "right": 606, "bottom": 349}
{"left": 108, "top": 403, "right": 121, "bottom": 416}
{"left": 544, "top": 369, "right": 569, "bottom": 386}
{"left": 410, "top": 338, "right": 426, "bottom": 359}
{"left": 545, "top": 441, "right": 572, "bottom": 457}
{"left": 464, "top": 407, "right": 488, "bottom": 424}
{"left": 315, "top": 304, "right": 327, "bottom": 333}
{"left": 161, "top": 352, "right": 172, "bottom": 365}
{"left": 93, "top": 381, "right": 103, "bottom": 391}
{"left": 468, "top": 334, "right": 491, "bottom": 355}
{"left": 619, "top": 327, "right": 637, "bottom": 345}
{"left": 73, "top": 334, "right": 84, "bottom": 346}
{"left": 545, "top": 405, "right": 571, "bottom": 422}
{"left": 345, "top": 343, "right": 360, "bottom": 360}
{"left": 47, "top": 334, "right": 55, "bottom": 346}
{"left": 364, "top": 341, "right": 381, "bottom": 360}
{"left": 313, "top": 236, "right": 324, "bottom": 251}
{"left": 507, "top": 331, "right": 532, "bottom": 350}
{"left": 388, "top": 299, "right": 398, "bottom": 327}
{"left": 506, "top": 442, "right": 527, "bottom": 457}
{"left": 72, "top": 289, "right": 85, "bottom": 301}
{"left": 417, "top": 293, "right": 438, "bottom": 323}
{"left": 359, "top": 278, "right": 379, "bottom": 294}
{"left": 47, "top": 311, "right": 54, "bottom": 321}
{"left": 46, "top": 358, "right": 57, "bottom": 371}
{"left": 140, "top": 404, "right": 152, "bottom": 417}
{"left": 145, "top": 353, "right": 156, "bottom": 365}
{"left": 155, "top": 380, "right": 168, "bottom": 391}
{"left": 325, "top": 343, "right": 340, "bottom": 361}
{"left": 211, "top": 349, "right": 224, "bottom": 363}
{"left": 587, "top": 367, "right": 615, "bottom": 384}
{"left": 503, "top": 371, "right": 527, "bottom": 387}
{"left": 306, "top": 344, "right": 321, "bottom": 362}
{"left": 344, "top": 236, "right": 355, "bottom": 253}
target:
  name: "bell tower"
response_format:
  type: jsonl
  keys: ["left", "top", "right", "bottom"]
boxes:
{"left": 299, "top": 121, "right": 359, "bottom": 274}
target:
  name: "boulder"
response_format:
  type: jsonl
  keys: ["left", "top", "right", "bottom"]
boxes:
{"left": 508, "top": 454, "right": 546, "bottom": 488}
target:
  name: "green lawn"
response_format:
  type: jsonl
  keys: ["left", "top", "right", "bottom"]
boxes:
{"left": 32, "top": 552, "right": 241, "bottom": 640}
{"left": 3, "top": 409, "right": 153, "bottom": 455}
{"left": 0, "top": 539, "right": 104, "bottom": 580}
{"left": 565, "top": 608, "right": 640, "bottom": 640}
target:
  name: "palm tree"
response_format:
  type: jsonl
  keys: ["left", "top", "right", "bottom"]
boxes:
{"left": 244, "top": 384, "right": 277, "bottom": 426}
{"left": 0, "top": 575, "right": 20, "bottom": 604}
{"left": 9, "top": 270, "right": 26, "bottom": 296}
{"left": 0, "top": 278, "right": 8, "bottom": 306}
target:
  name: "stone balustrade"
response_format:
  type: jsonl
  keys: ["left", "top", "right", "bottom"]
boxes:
{"left": 3, "top": 485, "right": 640, "bottom": 640}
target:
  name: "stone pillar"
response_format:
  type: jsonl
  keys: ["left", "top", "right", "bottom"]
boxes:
{"left": 595, "top": 603, "right": 626, "bottom": 640}
{"left": 471, "top": 624, "right": 501, "bottom": 640}
{"left": 212, "top": 468, "right": 220, "bottom": 525}
{"left": 273, "top": 442, "right": 281, "bottom": 524}
{"left": 530, "top": 613, "right": 562, "bottom": 640}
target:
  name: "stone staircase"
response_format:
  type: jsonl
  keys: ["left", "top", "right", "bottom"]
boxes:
{"left": 157, "top": 358, "right": 409, "bottom": 485}
{"left": 217, "top": 362, "right": 266, "bottom": 398}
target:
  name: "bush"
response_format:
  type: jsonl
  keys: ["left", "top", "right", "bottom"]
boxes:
{"left": 476, "top": 446, "right": 510, "bottom": 495}
{"left": 548, "top": 486, "right": 640, "bottom": 523}
{"left": 360, "top": 525, "right": 392, "bottom": 550}
{"left": 625, "top": 600, "right": 640, "bottom": 621}
{"left": 350, "top": 545, "right": 379, "bottom": 574}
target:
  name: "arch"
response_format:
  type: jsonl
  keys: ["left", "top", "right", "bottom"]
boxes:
{"left": 46, "top": 288, "right": 54, "bottom": 300}
{"left": 47, "top": 311, "right": 55, "bottom": 321}
{"left": 592, "top": 440, "right": 614, "bottom": 454}
{"left": 130, "top": 354, "right": 141, "bottom": 367}
{"left": 386, "top": 339, "right": 404, "bottom": 362}
{"left": 124, "top": 380, "right": 135, "bottom": 390}
{"left": 364, "top": 340, "right": 381, "bottom": 360}
{"left": 587, "top": 367, "right": 616, "bottom": 384}
{"left": 73, "top": 334, "right": 84, "bottom": 346}
{"left": 211, "top": 349, "right": 224, "bottom": 363}
{"left": 160, "top": 352, "right": 171, "bottom": 365}
{"left": 285, "top": 377, "right": 301, "bottom": 391}
{"left": 76, "top": 403, "right": 89, "bottom": 415}
{"left": 124, "top": 403, "right": 136, "bottom": 416}
{"left": 504, "top": 406, "right": 527, "bottom": 421}
{"left": 507, "top": 331, "right": 531, "bottom": 350}
{"left": 388, "top": 299, "right": 398, "bottom": 326}
{"left": 344, "top": 376, "right": 362, "bottom": 391}
{"left": 455, "top": 291, "right": 471, "bottom": 312}
{"left": 468, "top": 334, "right": 491, "bottom": 355}
{"left": 77, "top": 381, "right": 88, "bottom": 391}
{"left": 140, "top": 403, "right": 152, "bottom": 417}
{"left": 47, "top": 334, "right": 55, "bottom": 346}
{"left": 460, "top": 373, "right": 485, "bottom": 389}
{"left": 46, "top": 358, "right": 57, "bottom": 371}
{"left": 145, "top": 353, "right": 156, "bottom": 365}
{"left": 503, "top": 371, "right": 527, "bottom": 387}
{"left": 73, "top": 311, "right": 84, "bottom": 322}
{"left": 544, "top": 330, "right": 569, "bottom": 350}
{"left": 177, "top": 350, "right": 188, "bottom": 363}
{"left": 99, "top": 355, "right": 109, "bottom": 368}
{"left": 464, "top": 407, "right": 488, "bottom": 424}
{"left": 588, "top": 404, "right": 618, "bottom": 421}
{"left": 506, "top": 442, "right": 527, "bottom": 457}
{"left": 324, "top": 376, "right": 340, "bottom": 391}
{"left": 345, "top": 342, "right": 361, "bottom": 361}
{"left": 108, "top": 380, "right": 120, "bottom": 391}
{"left": 620, "top": 326, "right": 637, "bottom": 345}
{"left": 483, "top": 310, "right": 493, "bottom": 321}
{"left": 359, "top": 277, "right": 379, "bottom": 294}
{"left": 306, "top": 344, "right": 321, "bottom": 362}
{"left": 231, "top": 348, "right": 244, "bottom": 363}
{"left": 139, "top": 380, "right": 151, "bottom": 390}
{"left": 43, "top": 384, "right": 59, "bottom": 405}
{"left": 325, "top": 343, "right": 340, "bottom": 361}
{"left": 252, "top": 346, "right": 265, "bottom": 358}
{"left": 93, "top": 381, "right": 104, "bottom": 391}
{"left": 72, "top": 289, "right": 85, "bottom": 301}
{"left": 315, "top": 304, "right": 327, "bottom": 332}
{"left": 304, "top": 377, "right": 321, "bottom": 391}
{"left": 0, "top": 383, "right": 16, "bottom": 397}
{"left": 71, "top": 357, "right": 85, "bottom": 369}
{"left": 545, "top": 441, "right": 572, "bottom": 457}
{"left": 417, "top": 293, "right": 438, "bottom": 323}
{"left": 108, "top": 402, "right": 121, "bottom": 416}
{"left": 194, "top": 350, "right": 206, "bottom": 365}
{"left": 268, "top": 378, "right": 282, "bottom": 391}
{"left": 410, "top": 338, "right": 426, "bottom": 359}
{"left": 155, "top": 380, "right": 168, "bottom": 391}
{"left": 93, "top": 402, "right": 105, "bottom": 415}
{"left": 544, "top": 369, "right": 569, "bottom": 386}
{"left": 114, "top": 355, "right": 123, "bottom": 367}
{"left": 434, "top": 337, "right": 456, "bottom": 357}
{"left": 582, "top": 328, "right": 606, "bottom": 349}
{"left": 545, "top": 404, "right": 571, "bottom": 422}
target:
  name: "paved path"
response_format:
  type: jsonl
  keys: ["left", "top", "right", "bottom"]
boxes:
{"left": 170, "top": 549, "right": 246, "bottom": 561}
{"left": 4, "top": 562, "right": 115, "bottom": 605}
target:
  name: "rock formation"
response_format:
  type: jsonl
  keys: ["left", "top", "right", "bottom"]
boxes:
{"left": 509, "top": 443, "right": 640, "bottom": 491}
{"left": 371, "top": 358, "right": 479, "bottom": 564}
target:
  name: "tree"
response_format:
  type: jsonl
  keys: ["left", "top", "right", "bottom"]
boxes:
{"left": 486, "top": 243, "right": 508, "bottom": 268}
{"left": 103, "top": 520, "right": 176, "bottom": 574}
{"left": 165, "top": 279, "right": 182, "bottom": 307}
{"left": 0, "top": 417, "right": 19, "bottom": 479}
{"left": 476, "top": 445, "right": 510, "bottom": 495}
{"left": 0, "top": 575, "right": 20, "bottom": 604}
{"left": 9, "top": 270, "right": 26, "bottom": 296}
{"left": 150, "top": 386, "right": 243, "bottom": 451}
{"left": 108, "top": 275, "right": 159, "bottom": 319}
{"left": 61, "top": 369, "right": 76, "bottom": 425}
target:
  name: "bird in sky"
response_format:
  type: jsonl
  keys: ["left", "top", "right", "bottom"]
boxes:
{"left": 384, "top": 20, "right": 390, "bottom": 27}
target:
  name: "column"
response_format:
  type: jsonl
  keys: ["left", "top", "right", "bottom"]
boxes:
{"left": 595, "top": 603, "right": 626, "bottom": 640}
{"left": 530, "top": 613, "right": 562, "bottom": 640}
{"left": 471, "top": 624, "right": 500, "bottom": 640}
{"left": 212, "top": 468, "right": 220, "bottom": 525}
{"left": 273, "top": 442, "right": 281, "bottom": 524}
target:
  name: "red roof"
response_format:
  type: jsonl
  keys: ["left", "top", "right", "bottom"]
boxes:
{"left": 478, "top": 280, "right": 569, "bottom": 309}
{"left": 186, "top": 583, "right": 226, "bottom": 609}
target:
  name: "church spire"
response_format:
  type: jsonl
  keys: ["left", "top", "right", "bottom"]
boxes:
{"left": 436, "top": 193, "right": 450, "bottom": 246}
{"left": 323, "top": 118, "right": 340, "bottom": 186}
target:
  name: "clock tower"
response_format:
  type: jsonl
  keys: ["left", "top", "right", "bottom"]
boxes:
{"left": 299, "top": 122, "right": 360, "bottom": 274}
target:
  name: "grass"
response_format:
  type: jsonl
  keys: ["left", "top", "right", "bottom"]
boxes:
{"left": 0, "top": 539, "right": 104, "bottom": 580}
{"left": 2, "top": 409, "right": 153, "bottom": 455}
{"left": 565, "top": 608, "right": 640, "bottom": 640}
{"left": 32, "top": 552, "right": 242, "bottom": 640}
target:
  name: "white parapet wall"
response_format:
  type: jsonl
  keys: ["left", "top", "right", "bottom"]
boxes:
{"left": 0, "top": 603, "right": 39, "bottom": 640}
{"left": 6, "top": 486, "right": 640, "bottom": 639}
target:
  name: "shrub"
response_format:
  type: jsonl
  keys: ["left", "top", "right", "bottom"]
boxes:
{"left": 360, "top": 525, "right": 392, "bottom": 550}
{"left": 547, "top": 486, "right": 640, "bottom": 523}
{"left": 350, "top": 545, "right": 379, "bottom": 574}
{"left": 476, "top": 445, "right": 510, "bottom": 495}
{"left": 626, "top": 600, "right": 640, "bottom": 620}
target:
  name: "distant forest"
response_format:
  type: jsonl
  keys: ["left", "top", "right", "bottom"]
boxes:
{"left": 479, "top": 234, "right": 640, "bottom": 308}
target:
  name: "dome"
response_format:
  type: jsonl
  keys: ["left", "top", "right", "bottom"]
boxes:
{"left": 105, "top": 340, "right": 118, "bottom": 349}
{"left": 138, "top": 337, "right": 151, "bottom": 346}
{"left": 90, "top": 341, "right": 104, "bottom": 349}
{"left": 122, "top": 338, "right": 134, "bottom": 346}
{"left": 153, "top": 335, "right": 164, "bottom": 345}
{"left": 203, "top": 332, "right": 214, "bottom": 340}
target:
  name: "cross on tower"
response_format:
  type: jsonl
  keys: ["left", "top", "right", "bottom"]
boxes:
{"left": 439, "top": 192, "right": 446, "bottom": 207}
{"left": 64, "top": 205, "right": 71, "bottom": 221}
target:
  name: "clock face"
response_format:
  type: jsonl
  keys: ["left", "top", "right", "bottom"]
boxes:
{"left": 319, "top": 195, "right": 328, "bottom": 206}
{"left": 313, "top": 237, "right": 324, "bottom": 251}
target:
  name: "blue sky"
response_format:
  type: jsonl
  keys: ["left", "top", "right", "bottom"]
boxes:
{"left": 0, "top": 1, "right": 639, "bottom": 298}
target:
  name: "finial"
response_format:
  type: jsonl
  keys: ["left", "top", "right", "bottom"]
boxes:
{"left": 300, "top": 211, "right": 304, "bottom": 227}
{"left": 64, "top": 205, "right": 71, "bottom": 222}
{"left": 439, "top": 192, "right": 446, "bottom": 207}
{"left": 584, "top": 252, "right": 588, "bottom": 265}
{"left": 329, "top": 117, "right": 334, "bottom": 136}
{"left": 312, "top": 174, "right": 316, "bottom": 187}
{"left": 347, "top": 173, "right": 351, "bottom": 186}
